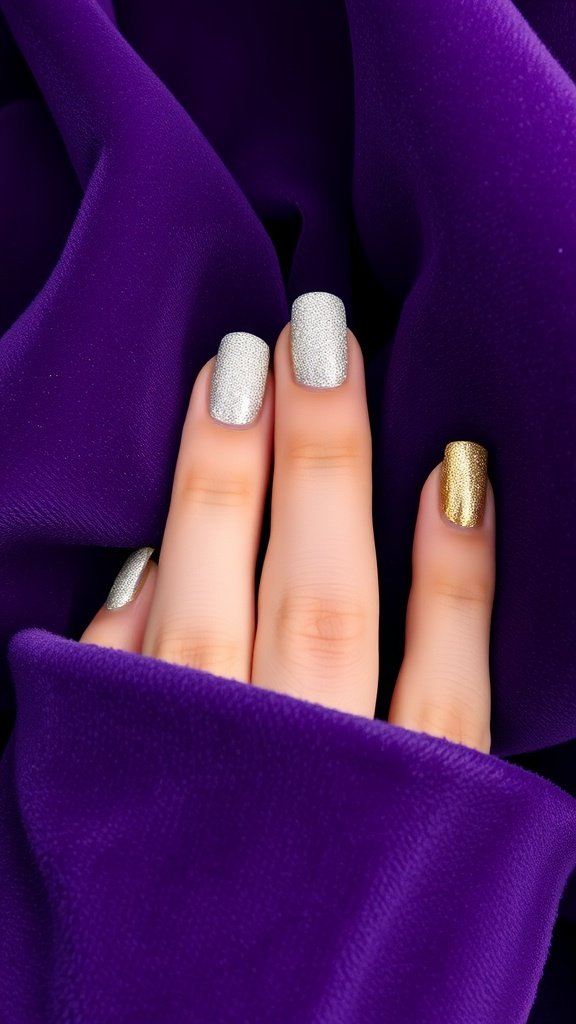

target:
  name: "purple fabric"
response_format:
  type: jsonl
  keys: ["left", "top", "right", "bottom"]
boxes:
{"left": 1, "top": 0, "right": 575, "bottom": 1020}
{"left": 1, "top": 629, "right": 576, "bottom": 1023}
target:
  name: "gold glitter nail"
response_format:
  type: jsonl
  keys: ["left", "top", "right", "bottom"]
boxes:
{"left": 440, "top": 441, "right": 488, "bottom": 528}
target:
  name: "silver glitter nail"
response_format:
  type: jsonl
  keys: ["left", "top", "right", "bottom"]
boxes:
{"left": 105, "top": 547, "right": 155, "bottom": 610}
{"left": 290, "top": 291, "right": 348, "bottom": 388}
{"left": 209, "top": 332, "right": 270, "bottom": 426}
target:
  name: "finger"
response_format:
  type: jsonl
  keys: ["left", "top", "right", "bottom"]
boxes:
{"left": 141, "top": 333, "right": 273, "bottom": 682}
{"left": 79, "top": 547, "right": 157, "bottom": 652}
{"left": 252, "top": 293, "right": 379, "bottom": 717}
{"left": 388, "top": 441, "right": 495, "bottom": 752}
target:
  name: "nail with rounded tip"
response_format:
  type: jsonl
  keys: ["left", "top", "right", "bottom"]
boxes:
{"left": 105, "top": 546, "right": 155, "bottom": 610}
{"left": 440, "top": 441, "right": 488, "bottom": 528}
{"left": 290, "top": 291, "right": 348, "bottom": 388}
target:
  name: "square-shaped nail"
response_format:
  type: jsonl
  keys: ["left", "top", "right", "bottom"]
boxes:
{"left": 440, "top": 441, "right": 488, "bottom": 527}
{"left": 209, "top": 332, "right": 270, "bottom": 426}
{"left": 290, "top": 291, "right": 347, "bottom": 388}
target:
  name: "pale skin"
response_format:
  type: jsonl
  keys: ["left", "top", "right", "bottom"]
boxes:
{"left": 79, "top": 322, "right": 495, "bottom": 753}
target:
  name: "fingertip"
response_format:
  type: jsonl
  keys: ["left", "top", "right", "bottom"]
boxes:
{"left": 274, "top": 318, "right": 365, "bottom": 395}
{"left": 412, "top": 456, "right": 496, "bottom": 608}
{"left": 79, "top": 556, "right": 158, "bottom": 653}
{"left": 182, "top": 340, "right": 274, "bottom": 450}
{"left": 419, "top": 456, "right": 495, "bottom": 538}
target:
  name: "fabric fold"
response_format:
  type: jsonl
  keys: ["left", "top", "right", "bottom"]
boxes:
{"left": 1, "top": 627, "right": 576, "bottom": 1023}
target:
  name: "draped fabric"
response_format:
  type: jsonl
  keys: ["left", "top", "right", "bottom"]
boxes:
{"left": 0, "top": 1, "right": 575, "bottom": 1020}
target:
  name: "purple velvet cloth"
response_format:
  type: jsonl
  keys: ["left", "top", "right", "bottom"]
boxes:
{"left": 1, "top": 1, "right": 575, "bottom": 1020}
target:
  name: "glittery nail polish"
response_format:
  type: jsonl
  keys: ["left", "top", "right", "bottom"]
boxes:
{"left": 209, "top": 332, "right": 270, "bottom": 426}
{"left": 105, "top": 547, "right": 155, "bottom": 610}
{"left": 440, "top": 441, "right": 488, "bottom": 528}
{"left": 290, "top": 291, "right": 348, "bottom": 388}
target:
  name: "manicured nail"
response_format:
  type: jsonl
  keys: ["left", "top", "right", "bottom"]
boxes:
{"left": 440, "top": 441, "right": 488, "bottom": 528}
{"left": 290, "top": 291, "right": 348, "bottom": 388}
{"left": 209, "top": 332, "right": 270, "bottom": 426}
{"left": 105, "top": 547, "right": 155, "bottom": 610}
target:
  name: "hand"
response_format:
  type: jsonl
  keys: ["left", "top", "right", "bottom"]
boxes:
{"left": 80, "top": 292, "right": 495, "bottom": 753}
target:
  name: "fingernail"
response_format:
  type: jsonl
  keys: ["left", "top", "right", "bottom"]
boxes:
{"left": 209, "top": 332, "right": 270, "bottom": 426}
{"left": 440, "top": 441, "right": 488, "bottom": 528}
{"left": 105, "top": 547, "right": 155, "bottom": 610}
{"left": 290, "top": 291, "right": 348, "bottom": 388}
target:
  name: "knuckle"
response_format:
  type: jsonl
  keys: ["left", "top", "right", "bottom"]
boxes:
{"left": 284, "top": 433, "right": 363, "bottom": 473}
{"left": 175, "top": 469, "right": 252, "bottom": 509}
{"left": 429, "top": 573, "right": 494, "bottom": 607}
{"left": 276, "top": 588, "right": 367, "bottom": 666}
{"left": 152, "top": 626, "right": 240, "bottom": 673}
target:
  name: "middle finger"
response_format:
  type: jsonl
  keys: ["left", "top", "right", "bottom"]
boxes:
{"left": 252, "top": 293, "right": 380, "bottom": 717}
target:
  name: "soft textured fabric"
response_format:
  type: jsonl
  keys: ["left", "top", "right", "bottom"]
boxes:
{"left": 2, "top": 627, "right": 576, "bottom": 1023}
{"left": 0, "top": 1, "right": 575, "bottom": 1021}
